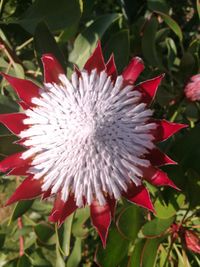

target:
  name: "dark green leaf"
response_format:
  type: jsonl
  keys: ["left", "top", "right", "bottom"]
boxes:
{"left": 11, "top": 200, "right": 34, "bottom": 221}
{"left": 0, "top": 135, "right": 23, "bottom": 156}
{"left": 17, "top": 0, "right": 82, "bottom": 34}
{"left": 35, "top": 223, "right": 54, "bottom": 243}
{"left": 0, "top": 233, "right": 5, "bottom": 249}
{"left": 34, "top": 21, "right": 66, "bottom": 71}
{"left": 95, "top": 226, "right": 129, "bottom": 267}
{"left": 0, "top": 95, "right": 19, "bottom": 114}
{"left": 147, "top": 0, "right": 169, "bottom": 13}
{"left": 142, "top": 17, "right": 163, "bottom": 68}
{"left": 17, "top": 255, "right": 31, "bottom": 267}
{"left": 104, "top": 29, "right": 130, "bottom": 72}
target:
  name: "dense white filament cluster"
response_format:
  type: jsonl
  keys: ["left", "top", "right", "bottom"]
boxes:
{"left": 20, "top": 70, "right": 156, "bottom": 206}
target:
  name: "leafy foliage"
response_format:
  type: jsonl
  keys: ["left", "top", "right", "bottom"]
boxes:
{"left": 0, "top": 0, "right": 200, "bottom": 266}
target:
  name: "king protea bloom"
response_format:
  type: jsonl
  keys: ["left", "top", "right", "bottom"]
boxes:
{"left": 184, "top": 74, "right": 200, "bottom": 101}
{"left": 0, "top": 42, "right": 186, "bottom": 247}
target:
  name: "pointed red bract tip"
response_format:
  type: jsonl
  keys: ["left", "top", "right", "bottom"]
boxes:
{"left": 124, "top": 183, "right": 155, "bottom": 212}
{"left": 49, "top": 194, "right": 77, "bottom": 226}
{"left": 1, "top": 72, "right": 40, "bottom": 107}
{"left": 137, "top": 74, "right": 165, "bottom": 104}
{"left": 84, "top": 41, "right": 105, "bottom": 73}
{"left": 0, "top": 152, "right": 28, "bottom": 173}
{"left": 41, "top": 54, "right": 65, "bottom": 84}
{"left": 122, "top": 57, "right": 144, "bottom": 84}
{"left": 147, "top": 148, "right": 177, "bottom": 167}
{"left": 90, "top": 201, "right": 111, "bottom": 248}
{"left": 5, "top": 176, "right": 43, "bottom": 206}
{"left": 143, "top": 166, "right": 180, "bottom": 190}
{"left": 0, "top": 113, "right": 28, "bottom": 135}
{"left": 106, "top": 54, "right": 117, "bottom": 82}
{"left": 153, "top": 120, "right": 188, "bottom": 142}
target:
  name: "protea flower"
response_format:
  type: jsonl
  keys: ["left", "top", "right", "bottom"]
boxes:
{"left": 184, "top": 74, "right": 200, "bottom": 101}
{"left": 0, "top": 42, "right": 186, "bottom": 247}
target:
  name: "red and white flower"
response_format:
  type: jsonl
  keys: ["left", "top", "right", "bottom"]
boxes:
{"left": 184, "top": 74, "right": 200, "bottom": 101}
{"left": 0, "top": 42, "right": 186, "bottom": 247}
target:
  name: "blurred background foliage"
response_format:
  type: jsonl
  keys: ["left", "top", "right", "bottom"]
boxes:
{"left": 0, "top": 0, "right": 200, "bottom": 266}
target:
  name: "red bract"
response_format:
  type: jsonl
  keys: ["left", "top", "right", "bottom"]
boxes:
{"left": 0, "top": 41, "right": 186, "bottom": 247}
{"left": 184, "top": 74, "right": 200, "bottom": 102}
{"left": 184, "top": 229, "right": 200, "bottom": 254}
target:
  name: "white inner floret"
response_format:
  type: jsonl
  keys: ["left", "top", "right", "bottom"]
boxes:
{"left": 20, "top": 69, "right": 156, "bottom": 207}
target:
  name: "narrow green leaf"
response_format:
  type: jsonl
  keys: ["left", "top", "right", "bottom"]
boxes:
{"left": 197, "top": 0, "right": 200, "bottom": 19}
{"left": 142, "top": 217, "right": 174, "bottom": 238}
{"left": 34, "top": 21, "right": 66, "bottom": 71}
{"left": 69, "top": 13, "right": 121, "bottom": 68}
{"left": 61, "top": 214, "right": 74, "bottom": 256}
{"left": 156, "top": 11, "right": 183, "bottom": 41}
{"left": 10, "top": 200, "right": 34, "bottom": 222}
{"left": 67, "top": 238, "right": 82, "bottom": 267}
{"left": 142, "top": 17, "right": 163, "bottom": 68}
{"left": 129, "top": 240, "right": 146, "bottom": 267}
{"left": 0, "top": 234, "right": 5, "bottom": 249}
{"left": 104, "top": 30, "right": 130, "bottom": 72}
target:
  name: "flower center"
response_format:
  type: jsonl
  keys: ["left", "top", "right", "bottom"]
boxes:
{"left": 20, "top": 70, "right": 156, "bottom": 206}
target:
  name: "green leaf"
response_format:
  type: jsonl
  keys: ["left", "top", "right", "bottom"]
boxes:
{"left": 129, "top": 240, "right": 146, "bottom": 267}
{"left": 35, "top": 223, "right": 54, "bottom": 243}
{"left": 17, "top": 255, "right": 31, "bottom": 267}
{"left": 72, "top": 207, "right": 90, "bottom": 238}
{"left": 0, "top": 233, "right": 5, "bottom": 249}
{"left": 67, "top": 238, "right": 81, "bottom": 267}
{"left": 147, "top": 0, "right": 169, "bottom": 13}
{"left": 34, "top": 21, "right": 66, "bottom": 71}
{"left": 140, "top": 237, "right": 165, "bottom": 267}
{"left": 0, "top": 135, "right": 23, "bottom": 156}
{"left": 16, "top": 0, "right": 82, "bottom": 34}
{"left": 142, "top": 17, "right": 163, "bottom": 68}
{"left": 69, "top": 13, "right": 121, "bottom": 68}
{"left": 197, "top": 0, "right": 200, "bottom": 19}
{"left": 117, "top": 206, "right": 144, "bottom": 240}
{"left": 104, "top": 30, "right": 130, "bottom": 72}
{"left": 56, "top": 214, "right": 74, "bottom": 257}
{"left": 95, "top": 226, "right": 129, "bottom": 267}
{"left": 10, "top": 200, "right": 34, "bottom": 222}
{"left": 142, "top": 217, "right": 174, "bottom": 238}
{"left": 156, "top": 11, "right": 183, "bottom": 41}
{"left": 61, "top": 214, "right": 74, "bottom": 256}
{"left": 154, "top": 193, "right": 185, "bottom": 219}
{"left": 0, "top": 95, "right": 19, "bottom": 114}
